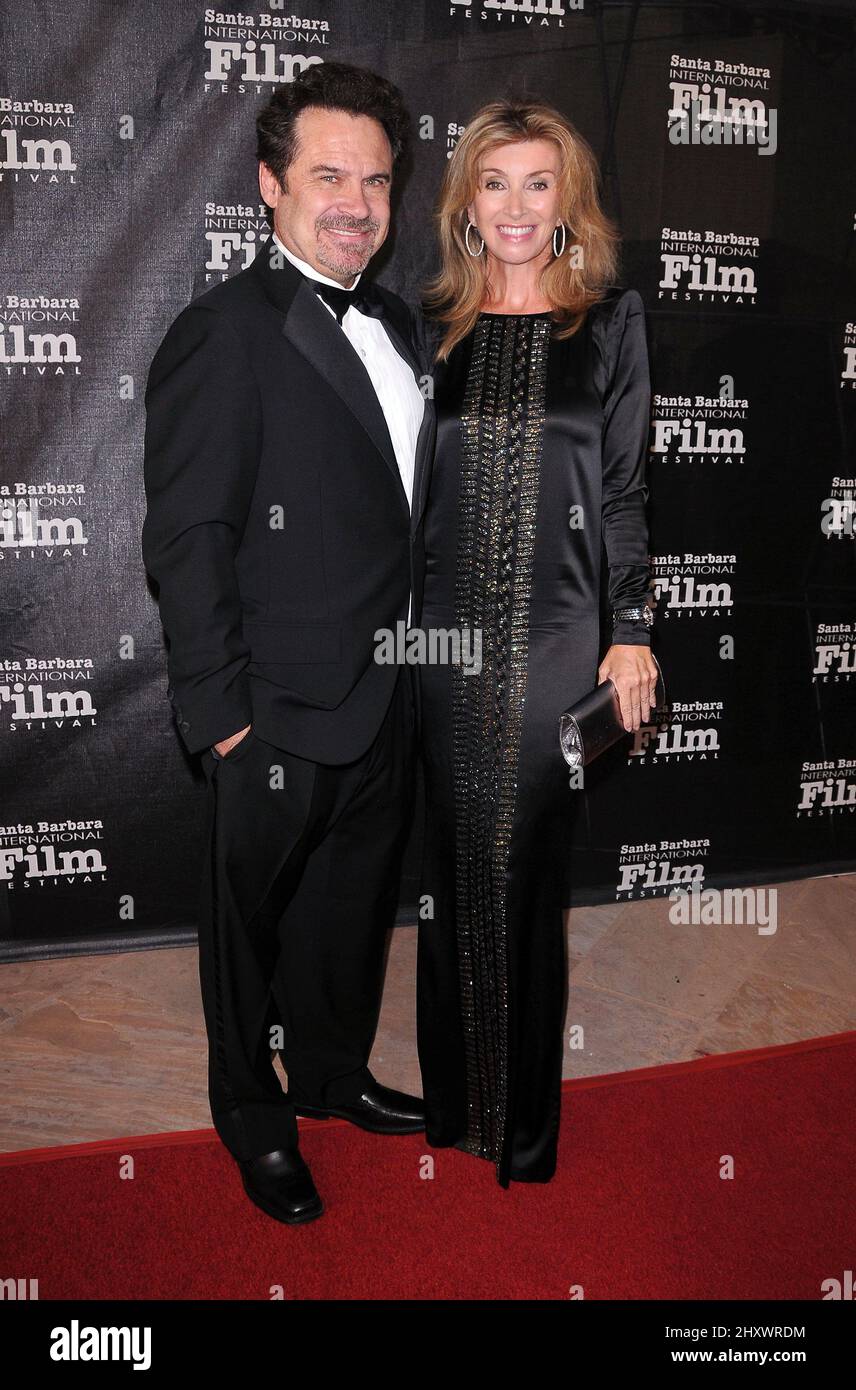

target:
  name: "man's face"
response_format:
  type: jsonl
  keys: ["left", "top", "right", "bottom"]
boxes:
{"left": 259, "top": 106, "right": 393, "bottom": 285}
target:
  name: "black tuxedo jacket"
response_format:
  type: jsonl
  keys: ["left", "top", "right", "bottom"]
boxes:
{"left": 142, "top": 243, "right": 436, "bottom": 763}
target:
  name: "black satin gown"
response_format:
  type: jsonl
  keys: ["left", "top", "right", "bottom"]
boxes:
{"left": 416, "top": 290, "right": 653, "bottom": 1187}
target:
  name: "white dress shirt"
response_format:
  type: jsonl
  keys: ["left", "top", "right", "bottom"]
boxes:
{"left": 271, "top": 230, "right": 424, "bottom": 520}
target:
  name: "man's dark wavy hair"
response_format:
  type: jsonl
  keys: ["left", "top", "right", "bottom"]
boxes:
{"left": 256, "top": 61, "right": 411, "bottom": 187}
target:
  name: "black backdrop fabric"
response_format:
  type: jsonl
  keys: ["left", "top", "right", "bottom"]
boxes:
{"left": 1, "top": 0, "right": 855, "bottom": 958}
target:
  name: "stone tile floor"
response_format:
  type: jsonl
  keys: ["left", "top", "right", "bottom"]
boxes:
{"left": 1, "top": 874, "right": 853, "bottom": 1151}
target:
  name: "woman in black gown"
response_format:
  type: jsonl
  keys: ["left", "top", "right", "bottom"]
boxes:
{"left": 416, "top": 100, "right": 659, "bottom": 1188}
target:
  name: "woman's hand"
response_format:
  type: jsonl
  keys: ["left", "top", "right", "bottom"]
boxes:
{"left": 598, "top": 645, "right": 659, "bottom": 732}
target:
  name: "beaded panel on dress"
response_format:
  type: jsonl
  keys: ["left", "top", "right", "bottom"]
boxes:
{"left": 450, "top": 312, "right": 550, "bottom": 1177}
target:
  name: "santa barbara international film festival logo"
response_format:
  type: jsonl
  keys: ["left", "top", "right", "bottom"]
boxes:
{"left": 616, "top": 842, "right": 778, "bottom": 933}
{"left": 813, "top": 620, "right": 856, "bottom": 684}
{"left": 625, "top": 696, "right": 722, "bottom": 767}
{"left": 0, "top": 290, "right": 81, "bottom": 376}
{"left": 615, "top": 837, "right": 710, "bottom": 899}
{"left": 666, "top": 53, "right": 777, "bottom": 155}
{"left": 444, "top": 121, "right": 466, "bottom": 161}
{"left": 797, "top": 758, "right": 856, "bottom": 818}
{"left": 820, "top": 474, "right": 856, "bottom": 541}
{"left": 0, "top": 654, "right": 98, "bottom": 734}
{"left": 202, "top": 7, "right": 331, "bottom": 93}
{"left": 658, "top": 227, "right": 759, "bottom": 305}
{"left": 0, "top": 96, "right": 77, "bottom": 183}
{"left": 842, "top": 321, "right": 856, "bottom": 390}
{"left": 446, "top": 0, "right": 583, "bottom": 29}
{"left": 650, "top": 552, "right": 736, "bottom": 621}
{"left": 1, "top": 485, "right": 89, "bottom": 561}
{"left": 0, "top": 818, "right": 107, "bottom": 892}
{"left": 202, "top": 201, "right": 272, "bottom": 281}
{"left": 651, "top": 384, "right": 749, "bottom": 467}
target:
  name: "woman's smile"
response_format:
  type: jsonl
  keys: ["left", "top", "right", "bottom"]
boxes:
{"left": 496, "top": 223, "right": 537, "bottom": 242}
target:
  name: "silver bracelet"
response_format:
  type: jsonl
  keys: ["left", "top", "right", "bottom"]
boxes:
{"left": 613, "top": 605, "right": 653, "bottom": 627}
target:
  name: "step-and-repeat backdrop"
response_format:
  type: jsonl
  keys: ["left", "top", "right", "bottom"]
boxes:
{"left": 2, "top": 1, "right": 855, "bottom": 956}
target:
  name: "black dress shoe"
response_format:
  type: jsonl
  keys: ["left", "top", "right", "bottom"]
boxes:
{"left": 237, "top": 1148, "right": 323, "bottom": 1225}
{"left": 290, "top": 1078, "right": 425, "bottom": 1134}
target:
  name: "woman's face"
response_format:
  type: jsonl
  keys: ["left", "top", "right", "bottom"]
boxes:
{"left": 467, "top": 139, "right": 562, "bottom": 268}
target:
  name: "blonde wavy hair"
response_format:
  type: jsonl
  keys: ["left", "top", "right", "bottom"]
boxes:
{"left": 424, "top": 99, "right": 621, "bottom": 360}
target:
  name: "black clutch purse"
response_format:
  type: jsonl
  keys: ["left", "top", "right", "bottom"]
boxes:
{"left": 559, "top": 652, "right": 666, "bottom": 769}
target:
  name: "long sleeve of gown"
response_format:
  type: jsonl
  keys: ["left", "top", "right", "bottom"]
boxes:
{"left": 599, "top": 289, "right": 654, "bottom": 647}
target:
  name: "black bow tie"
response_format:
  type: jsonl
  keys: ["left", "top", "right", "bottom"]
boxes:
{"left": 307, "top": 276, "right": 385, "bottom": 325}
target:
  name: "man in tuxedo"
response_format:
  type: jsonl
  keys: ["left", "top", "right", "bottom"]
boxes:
{"left": 142, "top": 62, "right": 435, "bottom": 1225}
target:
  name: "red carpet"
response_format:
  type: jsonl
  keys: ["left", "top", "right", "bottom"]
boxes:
{"left": 2, "top": 1032, "right": 854, "bottom": 1300}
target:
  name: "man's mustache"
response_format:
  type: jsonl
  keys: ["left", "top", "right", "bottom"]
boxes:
{"left": 317, "top": 216, "right": 379, "bottom": 234}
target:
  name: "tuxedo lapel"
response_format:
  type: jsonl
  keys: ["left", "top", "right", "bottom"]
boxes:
{"left": 379, "top": 312, "right": 420, "bottom": 380}
{"left": 282, "top": 285, "right": 406, "bottom": 506}
{"left": 377, "top": 310, "right": 436, "bottom": 539}
{"left": 252, "top": 239, "right": 432, "bottom": 532}
{"left": 410, "top": 403, "right": 435, "bottom": 538}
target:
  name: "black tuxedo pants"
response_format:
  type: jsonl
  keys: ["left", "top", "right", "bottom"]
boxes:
{"left": 196, "top": 667, "right": 416, "bottom": 1162}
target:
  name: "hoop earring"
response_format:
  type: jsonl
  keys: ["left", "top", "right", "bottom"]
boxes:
{"left": 465, "top": 221, "right": 485, "bottom": 257}
{"left": 552, "top": 222, "right": 567, "bottom": 257}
